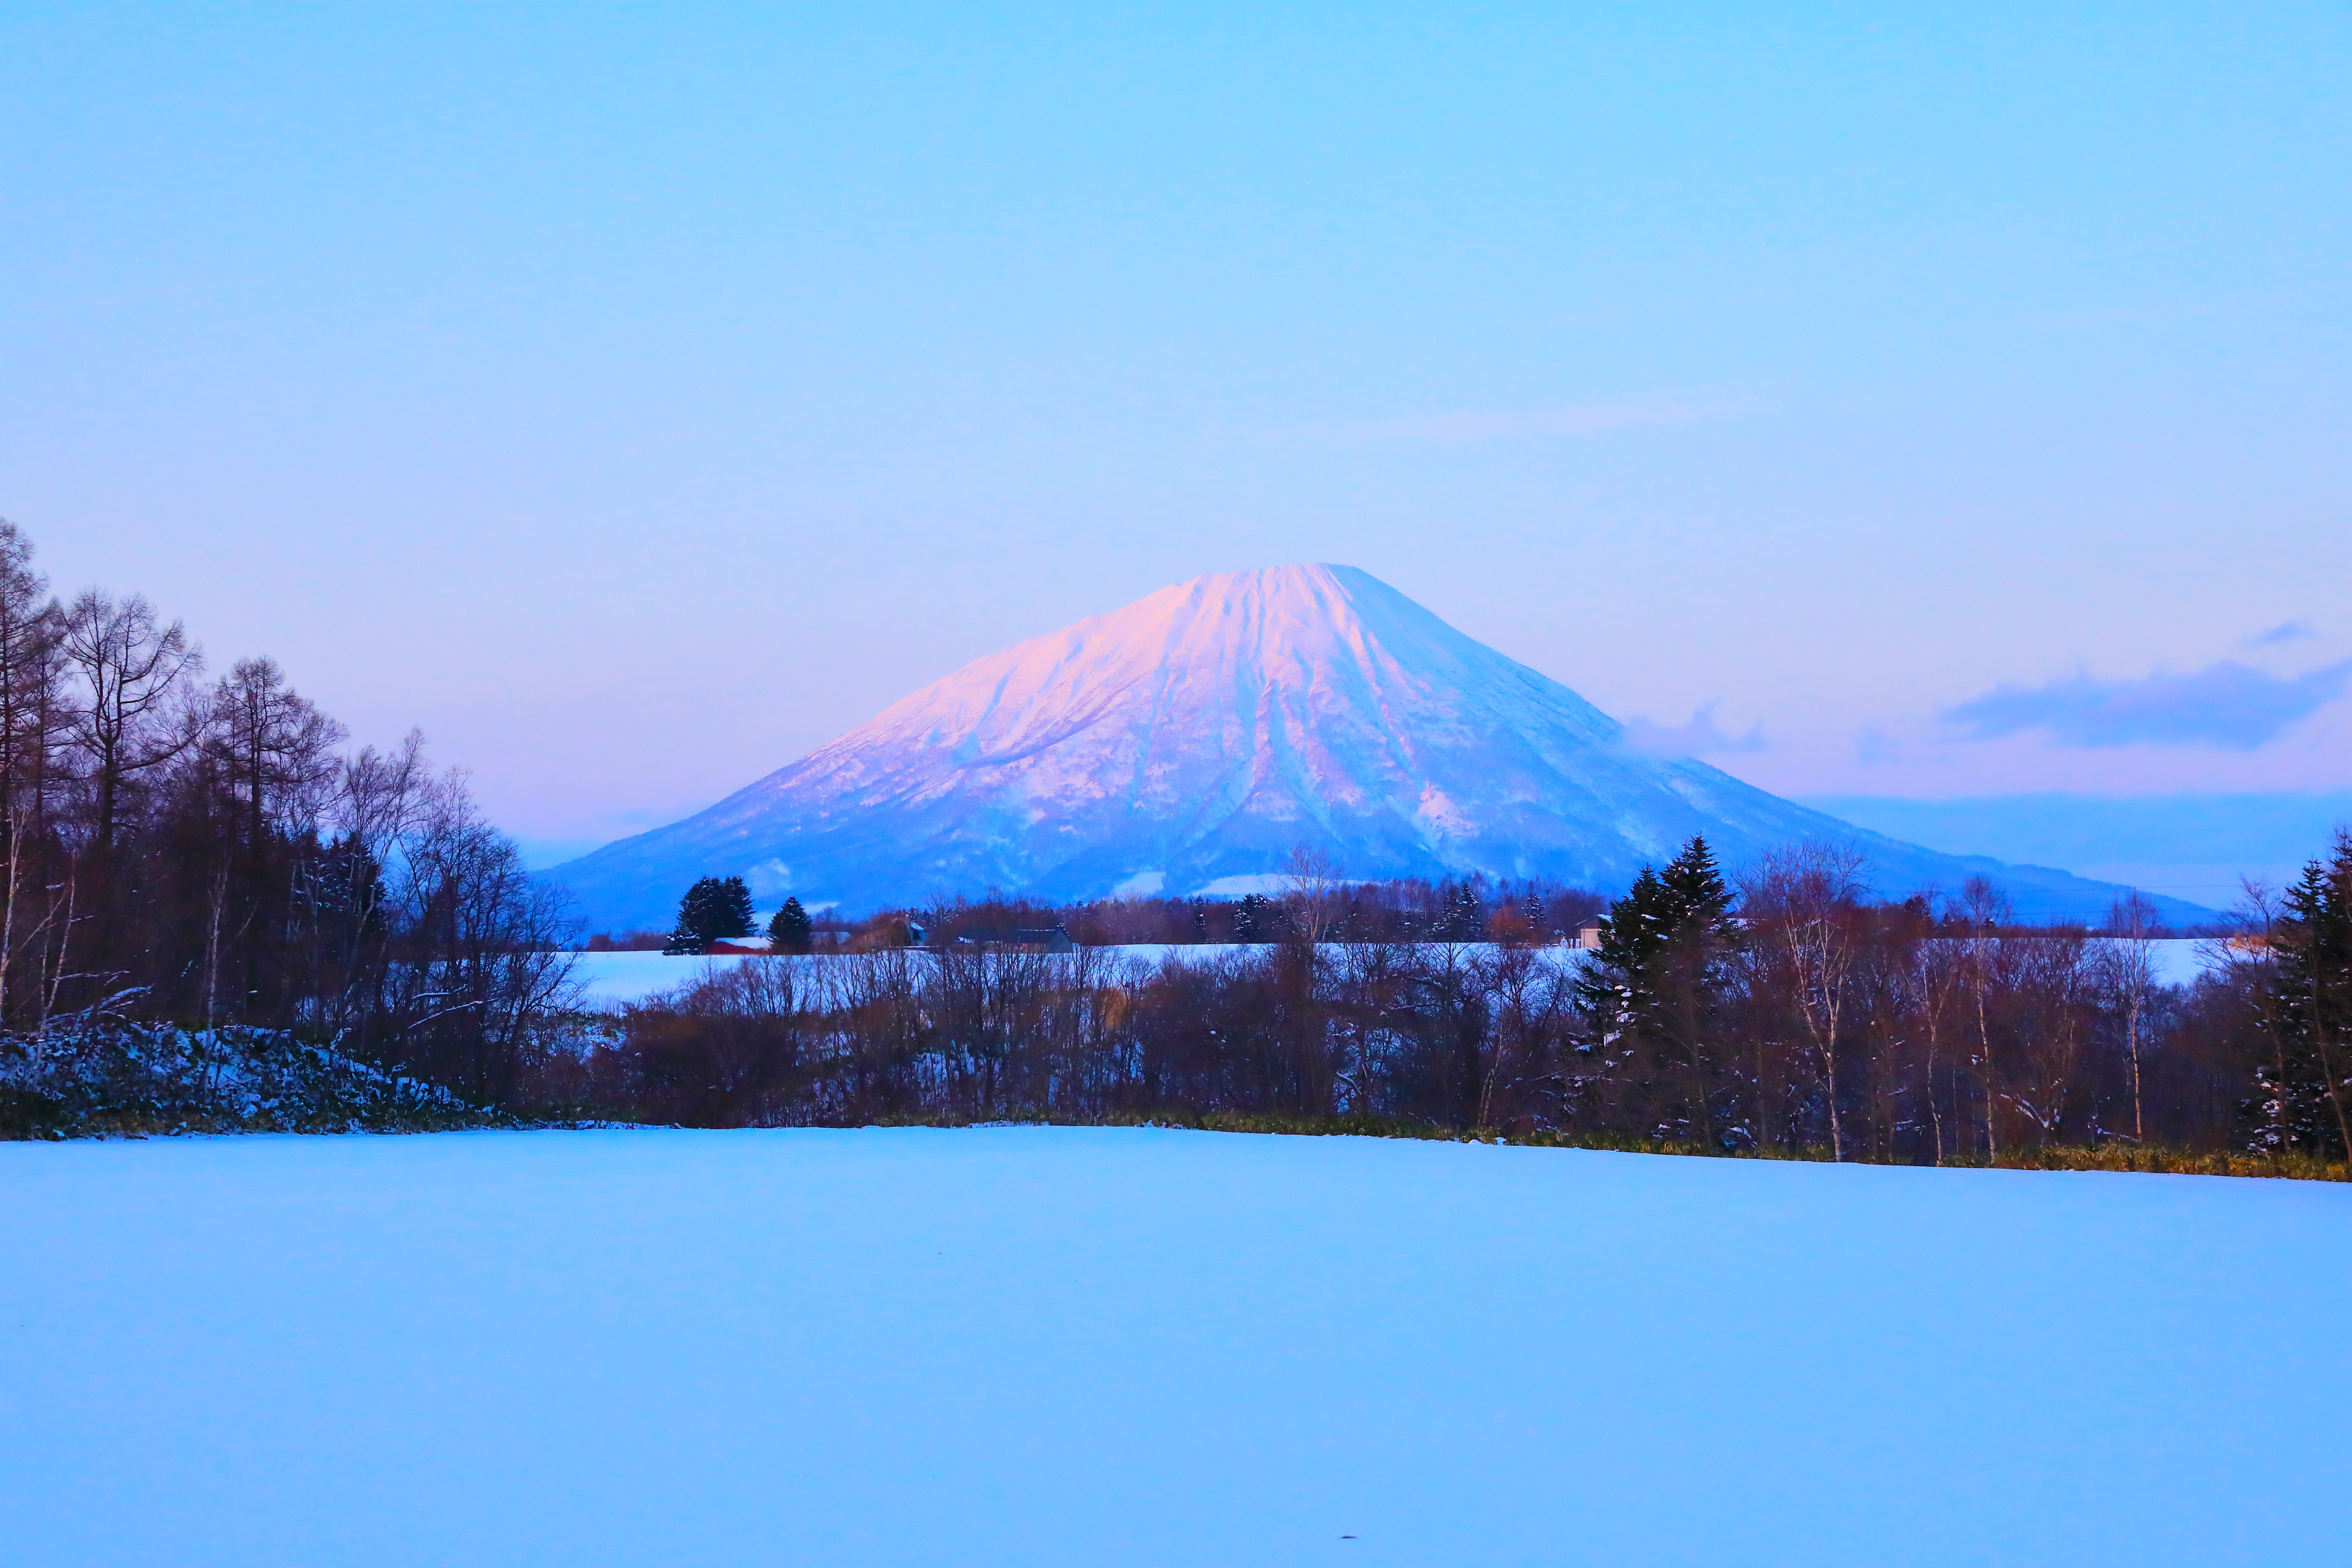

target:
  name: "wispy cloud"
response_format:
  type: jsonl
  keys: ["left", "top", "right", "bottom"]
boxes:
{"left": 2244, "top": 620, "right": 2317, "bottom": 648}
{"left": 1622, "top": 702, "right": 1766, "bottom": 759}
{"left": 1329, "top": 395, "right": 1733, "bottom": 444}
{"left": 1853, "top": 723, "right": 1904, "bottom": 764}
{"left": 1942, "top": 659, "right": 2352, "bottom": 750}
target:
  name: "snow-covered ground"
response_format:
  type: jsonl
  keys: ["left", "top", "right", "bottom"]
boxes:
{"left": 565, "top": 939, "right": 2216, "bottom": 1010}
{"left": 567, "top": 948, "right": 744, "bottom": 1006}
{"left": 3, "top": 1128, "right": 2342, "bottom": 1566}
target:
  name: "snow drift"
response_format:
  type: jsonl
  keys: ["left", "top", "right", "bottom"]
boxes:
{"left": 549, "top": 566, "right": 2210, "bottom": 928}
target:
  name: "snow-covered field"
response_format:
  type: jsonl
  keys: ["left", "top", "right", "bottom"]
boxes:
{"left": 566, "top": 938, "right": 2216, "bottom": 1010}
{"left": 4, "top": 1128, "right": 2342, "bottom": 1566}
{"left": 568, "top": 948, "right": 741, "bottom": 1006}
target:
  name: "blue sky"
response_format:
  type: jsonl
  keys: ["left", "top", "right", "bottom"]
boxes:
{"left": 5, "top": 4, "right": 2347, "bottom": 895}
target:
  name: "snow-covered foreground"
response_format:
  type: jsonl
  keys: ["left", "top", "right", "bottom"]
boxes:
{"left": 566, "top": 938, "right": 2216, "bottom": 1010}
{"left": 3, "top": 1130, "right": 2342, "bottom": 1566}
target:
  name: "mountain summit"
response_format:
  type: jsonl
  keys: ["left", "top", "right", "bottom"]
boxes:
{"left": 550, "top": 565, "right": 2205, "bottom": 928}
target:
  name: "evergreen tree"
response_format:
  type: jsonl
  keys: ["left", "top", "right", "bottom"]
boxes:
{"left": 1576, "top": 866, "right": 1669, "bottom": 1035}
{"left": 1574, "top": 836, "right": 1741, "bottom": 1144}
{"left": 2249, "top": 835, "right": 2352, "bottom": 1158}
{"left": 768, "top": 895, "right": 814, "bottom": 955}
{"left": 1659, "top": 835, "right": 1734, "bottom": 936}
{"left": 715, "top": 875, "right": 754, "bottom": 937}
{"left": 667, "top": 874, "right": 756, "bottom": 954}
{"left": 1454, "top": 882, "right": 1484, "bottom": 940}
{"left": 1232, "top": 892, "right": 1269, "bottom": 943}
{"left": 1432, "top": 879, "right": 1485, "bottom": 941}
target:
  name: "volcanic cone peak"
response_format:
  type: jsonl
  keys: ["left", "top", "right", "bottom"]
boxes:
{"left": 548, "top": 565, "right": 2211, "bottom": 929}
{"left": 817, "top": 562, "right": 1617, "bottom": 808}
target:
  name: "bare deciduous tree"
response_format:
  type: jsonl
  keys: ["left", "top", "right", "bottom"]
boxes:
{"left": 1897, "top": 902, "right": 1968, "bottom": 1165}
{"left": 0, "top": 522, "right": 65, "bottom": 1020}
{"left": 1280, "top": 844, "right": 1346, "bottom": 946}
{"left": 2095, "top": 892, "right": 2162, "bottom": 1143}
{"left": 2006, "top": 929, "right": 2091, "bottom": 1146}
{"left": 61, "top": 588, "right": 203, "bottom": 848}
{"left": 208, "top": 656, "right": 347, "bottom": 846}
{"left": 1748, "top": 842, "right": 1868, "bottom": 1160}
{"left": 1958, "top": 875, "right": 2014, "bottom": 1158}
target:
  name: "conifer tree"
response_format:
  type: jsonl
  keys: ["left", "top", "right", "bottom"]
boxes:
{"left": 768, "top": 895, "right": 814, "bottom": 955}
{"left": 1430, "top": 880, "right": 1485, "bottom": 941}
{"left": 1574, "top": 836, "right": 1741, "bottom": 1144}
{"left": 1454, "top": 882, "right": 1483, "bottom": 940}
{"left": 1232, "top": 892, "right": 1276, "bottom": 943}
{"left": 714, "top": 875, "right": 754, "bottom": 938}
{"left": 1660, "top": 835, "right": 1734, "bottom": 937}
{"left": 2252, "top": 834, "right": 2352, "bottom": 1159}
{"left": 1576, "top": 865, "right": 1669, "bottom": 1040}
{"left": 667, "top": 874, "right": 757, "bottom": 954}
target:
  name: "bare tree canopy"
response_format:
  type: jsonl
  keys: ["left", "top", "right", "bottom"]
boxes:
{"left": 1279, "top": 844, "right": 1345, "bottom": 946}
{"left": 0, "top": 521, "right": 65, "bottom": 834}
{"left": 207, "top": 656, "right": 348, "bottom": 842}
{"left": 61, "top": 587, "right": 203, "bottom": 847}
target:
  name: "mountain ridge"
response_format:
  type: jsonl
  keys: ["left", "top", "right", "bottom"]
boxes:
{"left": 548, "top": 565, "right": 2217, "bottom": 930}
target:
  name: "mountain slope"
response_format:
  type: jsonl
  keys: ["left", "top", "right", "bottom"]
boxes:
{"left": 549, "top": 566, "right": 2213, "bottom": 929}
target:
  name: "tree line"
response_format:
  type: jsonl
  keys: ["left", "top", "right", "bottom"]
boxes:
{"left": 586, "top": 835, "right": 2347, "bottom": 1171}
{"left": 0, "top": 519, "right": 570, "bottom": 1107}
{"left": 608, "top": 860, "right": 1607, "bottom": 955}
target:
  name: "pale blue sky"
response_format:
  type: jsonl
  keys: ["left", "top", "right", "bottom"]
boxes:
{"left": 6, "top": 4, "right": 2347, "bottom": 891}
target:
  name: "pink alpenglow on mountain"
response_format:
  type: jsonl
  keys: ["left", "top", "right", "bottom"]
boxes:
{"left": 549, "top": 566, "right": 2204, "bottom": 928}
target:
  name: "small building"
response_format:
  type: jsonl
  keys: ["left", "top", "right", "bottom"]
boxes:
{"left": 1568, "top": 916, "right": 1604, "bottom": 950}
{"left": 952, "top": 923, "right": 1075, "bottom": 954}
{"left": 704, "top": 935, "right": 774, "bottom": 955}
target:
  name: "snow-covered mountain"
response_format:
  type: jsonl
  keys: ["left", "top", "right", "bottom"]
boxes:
{"left": 548, "top": 565, "right": 2212, "bottom": 930}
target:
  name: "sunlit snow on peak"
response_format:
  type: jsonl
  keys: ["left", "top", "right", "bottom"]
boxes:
{"left": 549, "top": 565, "right": 2208, "bottom": 927}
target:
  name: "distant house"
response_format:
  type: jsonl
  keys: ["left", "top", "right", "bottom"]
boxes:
{"left": 1567, "top": 916, "right": 1604, "bottom": 950}
{"left": 703, "top": 935, "right": 774, "bottom": 955}
{"left": 952, "top": 923, "right": 1074, "bottom": 955}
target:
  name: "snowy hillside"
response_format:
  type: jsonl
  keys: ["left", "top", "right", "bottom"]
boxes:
{"left": 5, "top": 1129, "right": 2341, "bottom": 1566}
{"left": 550, "top": 566, "right": 2211, "bottom": 929}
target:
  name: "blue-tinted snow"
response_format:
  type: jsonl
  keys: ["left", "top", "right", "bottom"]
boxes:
{"left": 3, "top": 1128, "right": 2342, "bottom": 1566}
{"left": 562, "top": 939, "right": 2216, "bottom": 1011}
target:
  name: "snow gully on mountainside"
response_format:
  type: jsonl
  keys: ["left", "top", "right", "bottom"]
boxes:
{"left": 547, "top": 566, "right": 2213, "bottom": 930}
